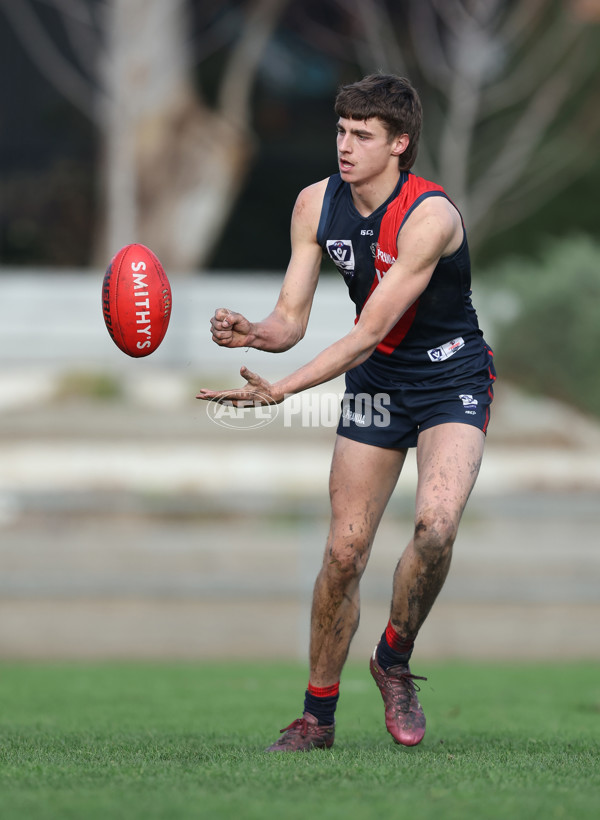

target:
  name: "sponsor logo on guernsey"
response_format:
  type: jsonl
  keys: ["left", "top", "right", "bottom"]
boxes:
{"left": 427, "top": 337, "right": 465, "bottom": 363}
{"left": 376, "top": 247, "right": 396, "bottom": 266}
{"left": 373, "top": 245, "right": 397, "bottom": 282}
{"left": 459, "top": 394, "right": 478, "bottom": 415}
{"left": 326, "top": 239, "right": 355, "bottom": 276}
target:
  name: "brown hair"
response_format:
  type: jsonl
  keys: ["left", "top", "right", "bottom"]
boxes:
{"left": 334, "top": 74, "right": 422, "bottom": 170}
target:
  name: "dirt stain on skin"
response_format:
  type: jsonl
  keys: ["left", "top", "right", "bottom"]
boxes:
{"left": 392, "top": 508, "right": 458, "bottom": 638}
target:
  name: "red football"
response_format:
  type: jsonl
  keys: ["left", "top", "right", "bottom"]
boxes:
{"left": 102, "top": 243, "right": 172, "bottom": 357}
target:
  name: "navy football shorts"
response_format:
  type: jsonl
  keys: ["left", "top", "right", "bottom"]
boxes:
{"left": 337, "top": 350, "right": 496, "bottom": 450}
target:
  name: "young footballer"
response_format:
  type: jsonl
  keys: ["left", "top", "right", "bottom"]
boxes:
{"left": 197, "top": 74, "right": 495, "bottom": 751}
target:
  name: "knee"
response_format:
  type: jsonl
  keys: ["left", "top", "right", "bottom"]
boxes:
{"left": 413, "top": 508, "right": 457, "bottom": 564}
{"left": 323, "top": 535, "right": 371, "bottom": 584}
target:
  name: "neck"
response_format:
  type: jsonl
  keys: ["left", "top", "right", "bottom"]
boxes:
{"left": 350, "top": 170, "right": 402, "bottom": 217}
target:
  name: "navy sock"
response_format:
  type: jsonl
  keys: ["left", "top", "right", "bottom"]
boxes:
{"left": 376, "top": 620, "right": 414, "bottom": 671}
{"left": 303, "top": 682, "right": 339, "bottom": 726}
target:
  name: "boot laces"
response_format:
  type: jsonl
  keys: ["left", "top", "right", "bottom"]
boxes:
{"left": 387, "top": 666, "right": 428, "bottom": 693}
{"left": 279, "top": 718, "right": 309, "bottom": 736}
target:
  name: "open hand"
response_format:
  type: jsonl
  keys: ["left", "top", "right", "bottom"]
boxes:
{"left": 196, "top": 366, "right": 283, "bottom": 406}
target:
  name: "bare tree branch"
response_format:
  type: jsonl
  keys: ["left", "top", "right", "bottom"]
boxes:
{"left": 475, "top": 145, "right": 592, "bottom": 241}
{"left": 482, "top": 12, "right": 583, "bottom": 114}
{"left": 388, "top": 0, "right": 600, "bottom": 249}
{"left": 285, "top": 5, "right": 356, "bottom": 61}
{"left": 408, "top": 0, "right": 453, "bottom": 92}
{"left": 218, "top": 0, "right": 288, "bottom": 126}
{"left": 191, "top": 6, "right": 244, "bottom": 64}
{"left": 429, "top": 6, "right": 498, "bottom": 210}
{"left": 36, "top": 0, "right": 102, "bottom": 79}
{"left": 349, "top": 0, "right": 408, "bottom": 75}
{"left": 475, "top": 73, "right": 600, "bottom": 240}
{"left": 36, "top": 0, "right": 98, "bottom": 25}
{"left": 0, "top": 0, "right": 97, "bottom": 121}
{"left": 497, "top": 0, "right": 548, "bottom": 46}
{"left": 469, "top": 73, "right": 572, "bottom": 230}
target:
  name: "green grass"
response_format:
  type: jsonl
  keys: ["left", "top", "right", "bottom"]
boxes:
{"left": 0, "top": 661, "right": 598, "bottom": 819}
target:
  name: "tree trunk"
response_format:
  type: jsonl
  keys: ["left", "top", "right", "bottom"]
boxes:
{"left": 98, "top": 0, "right": 285, "bottom": 272}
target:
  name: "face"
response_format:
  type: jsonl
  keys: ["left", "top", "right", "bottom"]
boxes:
{"left": 336, "top": 117, "right": 407, "bottom": 184}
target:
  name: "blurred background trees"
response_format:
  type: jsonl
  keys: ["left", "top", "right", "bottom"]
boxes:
{"left": 0, "top": 0, "right": 289, "bottom": 269}
{"left": 492, "top": 235, "right": 600, "bottom": 416}
{"left": 1, "top": 0, "right": 599, "bottom": 271}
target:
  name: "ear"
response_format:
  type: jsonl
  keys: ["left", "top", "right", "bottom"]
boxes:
{"left": 391, "top": 134, "right": 410, "bottom": 156}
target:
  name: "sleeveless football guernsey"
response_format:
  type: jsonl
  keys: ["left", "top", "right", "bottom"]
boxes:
{"left": 316, "top": 172, "right": 492, "bottom": 383}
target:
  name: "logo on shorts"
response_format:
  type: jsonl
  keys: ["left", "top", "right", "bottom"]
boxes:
{"left": 428, "top": 337, "right": 465, "bottom": 363}
{"left": 340, "top": 393, "right": 391, "bottom": 428}
{"left": 326, "top": 240, "right": 355, "bottom": 279}
{"left": 342, "top": 406, "right": 366, "bottom": 425}
{"left": 459, "top": 394, "right": 478, "bottom": 414}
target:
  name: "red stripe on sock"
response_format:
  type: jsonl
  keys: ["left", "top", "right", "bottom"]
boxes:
{"left": 385, "top": 620, "right": 414, "bottom": 654}
{"left": 307, "top": 681, "right": 340, "bottom": 698}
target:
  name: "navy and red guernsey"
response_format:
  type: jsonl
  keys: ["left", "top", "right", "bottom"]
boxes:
{"left": 317, "top": 171, "right": 492, "bottom": 383}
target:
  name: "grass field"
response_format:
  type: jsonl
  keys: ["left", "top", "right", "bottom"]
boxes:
{"left": 0, "top": 660, "right": 598, "bottom": 819}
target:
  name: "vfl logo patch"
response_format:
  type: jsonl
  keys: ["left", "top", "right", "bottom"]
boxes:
{"left": 459, "top": 394, "right": 478, "bottom": 414}
{"left": 326, "top": 239, "right": 355, "bottom": 278}
{"left": 427, "top": 337, "right": 465, "bottom": 363}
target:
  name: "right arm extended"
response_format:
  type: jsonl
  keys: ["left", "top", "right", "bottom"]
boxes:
{"left": 209, "top": 179, "right": 327, "bottom": 352}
